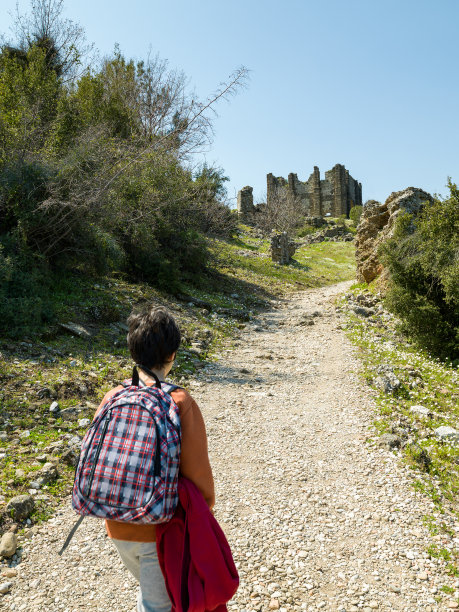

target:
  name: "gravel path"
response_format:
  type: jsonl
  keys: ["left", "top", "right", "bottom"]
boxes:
{"left": 3, "top": 281, "right": 458, "bottom": 611}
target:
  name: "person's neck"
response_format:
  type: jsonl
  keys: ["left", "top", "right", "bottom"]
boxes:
{"left": 139, "top": 366, "right": 167, "bottom": 386}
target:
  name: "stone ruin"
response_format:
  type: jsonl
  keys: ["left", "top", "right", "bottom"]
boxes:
{"left": 237, "top": 164, "right": 362, "bottom": 222}
{"left": 238, "top": 164, "right": 362, "bottom": 264}
{"left": 304, "top": 225, "right": 354, "bottom": 245}
{"left": 270, "top": 233, "right": 297, "bottom": 264}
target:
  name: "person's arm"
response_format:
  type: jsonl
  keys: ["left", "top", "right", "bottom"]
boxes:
{"left": 93, "top": 386, "right": 123, "bottom": 419}
{"left": 176, "top": 392, "right": 215, "bottom": 509}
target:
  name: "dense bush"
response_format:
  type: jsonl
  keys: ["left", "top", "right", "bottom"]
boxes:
{"left": 379, "top": 182, "right": 459, "bottom": 361}
{"left": 0, "top": 1, "right": 243, "bottom": 335}
{"left": 0, "top": 234, "right": 53, "bottom": 337}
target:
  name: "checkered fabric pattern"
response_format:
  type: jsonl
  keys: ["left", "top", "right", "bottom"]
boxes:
{"left": 72, "top": 384, "right": 181, "bottom": 523}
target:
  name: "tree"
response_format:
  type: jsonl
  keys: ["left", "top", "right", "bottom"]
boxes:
{"left": 194, "top": 163, "right": 229, "bottom": 201}
{"left": 255, "top": 187, "right": 304, "bottom": 235}
{"left": 11, "top": 0, "right": 93, "bottom": 79}
{"left": 0, "top": 44, "right": 60, "bottom": 160}
{"left": 0, "top": 0, "right": 248, "bottom": 304}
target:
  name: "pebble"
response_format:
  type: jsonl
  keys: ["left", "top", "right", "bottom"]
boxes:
{"left": 2, "top": 569, "right": 18, "bottom": 578}
{"left": 49, "top": 401, "right": 59, "bottom": 413}
{"left": 418, "top": 571, "right": 428, "bottom": 580}
{"left": 0, "top": 582, "right": 12, "bottom": 594}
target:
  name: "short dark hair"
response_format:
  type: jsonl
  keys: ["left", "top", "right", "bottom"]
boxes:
{"left": 127, "top": 306, "right": 181, "bottom": 369}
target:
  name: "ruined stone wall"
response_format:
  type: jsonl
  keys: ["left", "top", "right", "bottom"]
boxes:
{"left": 237, "top": 186, "right": 254, "bottom": 222}
{"left": 270, "top": 233, "right": 297, "bottom": 264}
{"left": 265, "top": 164, "right": 362, "bottom": 218}
{"left": 320, "top": 169, "right": 333, "bottom": 215}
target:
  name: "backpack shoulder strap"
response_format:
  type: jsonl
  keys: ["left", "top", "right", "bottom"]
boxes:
{"left": 58, "top": 515, "right": 84, "bottom": 556}
{"left": 121, "top": 371, "right": 182, "bottom": 397}
{"left": 161, "top": 382, "right": 182, "bottom": 395}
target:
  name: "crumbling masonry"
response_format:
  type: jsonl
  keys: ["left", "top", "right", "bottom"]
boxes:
{"left": 238, "top": 164, "right": 362, "bottom": 221}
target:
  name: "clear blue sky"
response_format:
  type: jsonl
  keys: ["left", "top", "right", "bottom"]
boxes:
{"left": 3, "top": 0, "right": 459, "bottom": 205}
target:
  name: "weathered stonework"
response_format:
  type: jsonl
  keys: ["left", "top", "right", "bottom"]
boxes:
{"left": 267, "top": 164, "right": 362, "bottom": 218}
{"left": 270, "top": 233, "right": 296, "bottom": 264}
{"left": 237, "top": 186, "right": 254, "bottom": 223}
{"left": 237, "top": 164, "right": 362, "bottom": 222}
{"left": 304, "top": 225, "right": 354, "bottom": 244}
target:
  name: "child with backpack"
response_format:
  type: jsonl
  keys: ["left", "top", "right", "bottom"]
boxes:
{"left": 86, "top": 306, "right": 215, "bottom": 611}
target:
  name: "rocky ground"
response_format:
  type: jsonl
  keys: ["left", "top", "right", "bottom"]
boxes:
{"left": 2, "top": 280, "right": 458, "bottom": 611}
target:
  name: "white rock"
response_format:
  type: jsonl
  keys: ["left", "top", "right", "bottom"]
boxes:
{"left": 434, "top": 426, "right": 459, "bottom": 444}
{"left": 0, "top": 533, "right": 18, "bottom": 558}
{"left": 410, "top": 405, "right": 431, "bottom": 417}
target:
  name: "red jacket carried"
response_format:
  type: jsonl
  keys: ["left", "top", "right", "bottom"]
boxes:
{"left": 156, "top": 477, "right": 239, "bottom": 612}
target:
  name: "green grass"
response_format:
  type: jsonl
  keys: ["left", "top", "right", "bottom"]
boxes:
{"left": 209, "top": 228, "right": 355, "bottom": 295}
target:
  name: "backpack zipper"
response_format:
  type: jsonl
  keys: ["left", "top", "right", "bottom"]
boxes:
{"left": 85, "top": 414, "right": 110, "bottom": 496}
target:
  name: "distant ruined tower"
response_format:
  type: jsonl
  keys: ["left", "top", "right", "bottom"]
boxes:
{"left": 266, "top": 164, "right": 362, "bottom": 218}
{"left": 238, "top": 164, "right": 362, "bottom": 222}
{"left": 237, "top": 186, "right": 254, "bottom": 222}
{"left": 310, "top": 166, "right": 322, "bottom": 217}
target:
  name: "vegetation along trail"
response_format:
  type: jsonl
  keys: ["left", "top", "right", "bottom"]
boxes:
{"left": 4, "top": 280, "right": 457, "bottom": 611}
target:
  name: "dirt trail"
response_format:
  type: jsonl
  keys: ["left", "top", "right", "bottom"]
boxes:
{"left": 4, "top": 281, "right": 456, "bottom": 611}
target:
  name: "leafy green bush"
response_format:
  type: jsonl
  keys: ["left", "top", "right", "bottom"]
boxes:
{"left": 0, "top": 234, "right": 53, "bottom": 337}
{"left": 297, "top": 223, "right": 316, "bottom": 237}
{"left": 0, "top": 160, "right": 54, "bottom": 236}
{"left": 349, "top": 205, "right": 363, "bottom": 227}
{"left": 379, "top": 182, "right": 459, "bottom": 360}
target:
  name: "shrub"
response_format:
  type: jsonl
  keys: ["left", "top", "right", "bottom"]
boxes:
{"left": 0, "top": 233, "right": 53, "bottom": 338}
{"left": 379, "top": 181, "right": 459, "bottom": 360}
{"left": 349, "top": 205, "right": 363, "bottom": 227}
{"left": 297, "top": 224, "right": 316, "bottom": 237}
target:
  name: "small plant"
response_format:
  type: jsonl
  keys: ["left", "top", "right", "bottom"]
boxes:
{"left": 349, "top": 205, "right": 363, "bottom": 227}
{"left": 296, "top": 223, "right": 316, "bottom": 237}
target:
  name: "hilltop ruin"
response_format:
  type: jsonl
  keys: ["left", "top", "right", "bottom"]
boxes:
{"left": 238, "top": 164, "right": 362, "bottom": 222}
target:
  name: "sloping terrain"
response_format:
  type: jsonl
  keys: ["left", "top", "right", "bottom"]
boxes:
{"left": 3, "top": 280, "right": 458, "bottom": 611}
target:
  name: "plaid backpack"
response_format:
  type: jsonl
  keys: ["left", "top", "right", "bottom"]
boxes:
{"left": 59, "top": 366, "right": 181, "bottom": 555}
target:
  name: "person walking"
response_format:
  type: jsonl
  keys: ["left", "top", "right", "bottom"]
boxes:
{"left": 95, "top": 305, "right": 215, "bottom": 612}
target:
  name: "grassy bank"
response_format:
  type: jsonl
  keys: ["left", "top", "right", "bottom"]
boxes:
{"left": 342, "top": 284, "right": 459, "bottom": 577}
